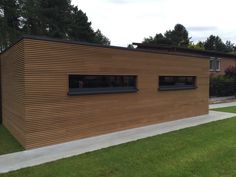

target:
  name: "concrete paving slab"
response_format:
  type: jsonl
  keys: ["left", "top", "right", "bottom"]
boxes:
{"left": 209, "top": 96, "right": 235, "bottom": 103}
{"left": 0, "top": 111, "right": 235, "bottom": 174}
{"left": 209, "top": 101, "right": 236, "bottom": 109}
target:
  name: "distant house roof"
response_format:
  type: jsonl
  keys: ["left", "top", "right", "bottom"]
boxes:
{"left": 133, "top": 43, "right": 236, "bottom": 59}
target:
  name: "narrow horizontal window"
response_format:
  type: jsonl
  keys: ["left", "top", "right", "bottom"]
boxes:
{"left": 159, "top": 76, "right": 197, "bottom": 91}
{"left": 68, "top": 75, "right": 138, "bottom": 95}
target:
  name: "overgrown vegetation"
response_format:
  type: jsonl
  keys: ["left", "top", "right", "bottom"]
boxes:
{"left": 1, "top": 117, "right": 236, "bottom": 177}
{"left": 0, "top": 125, "right": 23, "bottom": 155}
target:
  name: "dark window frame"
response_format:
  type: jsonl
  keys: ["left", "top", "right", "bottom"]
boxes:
{"left": 159, "top": 76, "right": 197, "bottom": 91}
{"left": 68, "top": 74, "right": 138, "bottom": 96}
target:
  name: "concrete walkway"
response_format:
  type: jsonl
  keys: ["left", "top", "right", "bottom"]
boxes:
{"left": 0, "top": 110, "right": 235, "bottom": 174}
{"left": 209, "top": 96, "right": 235, "bottom": 103}
{"left": 209, "top": 101, "right": 236, "bottom": 109}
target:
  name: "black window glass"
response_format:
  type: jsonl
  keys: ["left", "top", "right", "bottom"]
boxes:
{"left": 159, "top": 76, "right": 196, "bottom": 90}
{"left": 69, "top": 75, "right": 137, "bottom": 95}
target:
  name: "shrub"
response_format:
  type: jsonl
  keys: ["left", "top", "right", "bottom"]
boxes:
{"left": 225, "top": 66, "right": 236, "bottom": 78}
{"left": 210, "top": 76, "right": 235, "bottom": 97}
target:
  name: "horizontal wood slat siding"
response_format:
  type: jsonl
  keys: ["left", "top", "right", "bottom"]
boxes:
{"left": 1, "top": 38, "right": 208, "bottom": 149}
{"left": 21, "top": 39, "right": 209, "bottom": 149}
{"left": 1, "top": 41, "right": 26, "bottom": 147}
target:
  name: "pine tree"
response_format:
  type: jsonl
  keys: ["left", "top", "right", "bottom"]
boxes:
{"left": 0, "top": 0, "right": 110, "bottom": 52}
{"left": 0, "top": 0, "right": 21, "bottom": 50}
{"left": 67, "top": 6, "right": 95, "bottom": 42}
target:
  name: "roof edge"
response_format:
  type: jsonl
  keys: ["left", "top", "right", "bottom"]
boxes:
{"left": 133, "top": 42, "right": 236, "bottom": 59}
{"left": 1, "top": 35, "right": 209, "bottom": 59}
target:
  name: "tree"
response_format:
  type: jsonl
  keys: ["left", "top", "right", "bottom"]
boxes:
{"left": 143, "top": 33, "right": 171, "bottom": 45}
{"left": 164, "top": 24, "right": 190, "bottom": 47}
{"left": 0, "top": 0, "right": 110, "bottom": 52}
{"left": 93, "top": 29, "right": 110, "bottom": 46}
{"left": 21, "top": 0, "right": 72, "bottom": 38}
{"left": 204, "top": 35, "right": 227, "bottom": 52}
{"left": 225, "top": 41, "right": 235, "bottom": 53}
{"left": 190, "top": 36, "right": 235, "bottom": 53}
{"left": 0, "top": 0, "right": 22, "bottom": 50}
{"left": 67, "top": 6, "right": 95, "bottom": 42}
{"left": 188, "top": 41, "right": 205, "bottom": 50}
{"left": 142, "top": 24, "right": 190, "bottom": 47}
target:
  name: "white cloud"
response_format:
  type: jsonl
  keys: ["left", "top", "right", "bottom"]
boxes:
{"left": 72, "top": 0, "right": 236, "bottom": 46}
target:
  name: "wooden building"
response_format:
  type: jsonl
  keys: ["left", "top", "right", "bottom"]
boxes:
{"left": 0, "top": 36, "right": 209, "bottom": 149}
{"left": 133, "top": 43, "right": 236, "bottom": 77}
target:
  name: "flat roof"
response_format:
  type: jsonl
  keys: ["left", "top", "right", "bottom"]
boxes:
{"left": 0, "top": 35, "right": 213, "bottom": 59}
{"left": 133, "top": 43, "right": 236, "bottom": 59}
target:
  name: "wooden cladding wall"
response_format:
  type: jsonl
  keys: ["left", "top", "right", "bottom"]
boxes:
{"left": 3, "top": 38, "right": 209, "bottom": 149}
{"left": 1, "top": 41, "right": 26, "bottom": 147}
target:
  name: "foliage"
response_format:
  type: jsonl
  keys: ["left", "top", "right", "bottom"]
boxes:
{"left": 142, "top": 24, "right": 236, "bottom": 54}
{"left": 204, "top": 35, "right": 227, "bottom": 52}
{"left": 225, "top": 66, "right": 236, "bottom": 78}
{"left": 188, "top": 41, "right": 205, "bottom": 50}
{"left": 165, "top": 24, "right": 190, "bottom": 47}
{"left": 210, "top": 75, "right": 235, "bottom": 97}
{"left": 0, "top": 0, "right": 21, "bottom": 51}
{"left": 202, "top": 35, "right": 236, "bottom": 53}
{"left": 0, "top": 0, "right": 110, "bottom": 52}
{"left": 93, "top": 29, "right": 110, "bottom": 46}
{"left": 144, "top": 33, "right": 172, "bottom": 45}
{"left": 225, "top": 40, "right": 236, "bottom": 53}
{"left": 143, "top": 24, "right": 190, "bottom": 47}
{"left": 2, "top": 118, "right": 236, "bottom": 177}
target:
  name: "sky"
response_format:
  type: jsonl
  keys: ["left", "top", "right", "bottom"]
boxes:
{"left": 71, "top": 0, "right": 236, "bottom": 47}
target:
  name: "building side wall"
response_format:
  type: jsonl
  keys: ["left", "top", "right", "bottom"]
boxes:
{"left": 23, "top": 39, "right": 209, "bottom": 149}
{"left": 210, "top": 57, "right": 236, "bottom": 77}
{"left": 1, "top": 41, "right": 26, "bottom": 146}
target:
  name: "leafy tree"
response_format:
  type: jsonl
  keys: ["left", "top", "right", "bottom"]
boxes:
{"left": 143, "top": 24, "right": 190, "bottom": 47}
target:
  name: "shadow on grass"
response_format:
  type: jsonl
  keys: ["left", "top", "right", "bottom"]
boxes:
{"left": 0, "top": 125, "right": 24, "bottom": 155}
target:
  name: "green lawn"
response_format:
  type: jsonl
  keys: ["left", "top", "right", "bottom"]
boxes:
{"left": 212, "top": 106, "right": 236, "bottom": 113}
{"left": 0, "top": 125, "right": 24, "bottom": 155}
{"left": 1, "top": 117, "right": 236, "bottom": 177}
